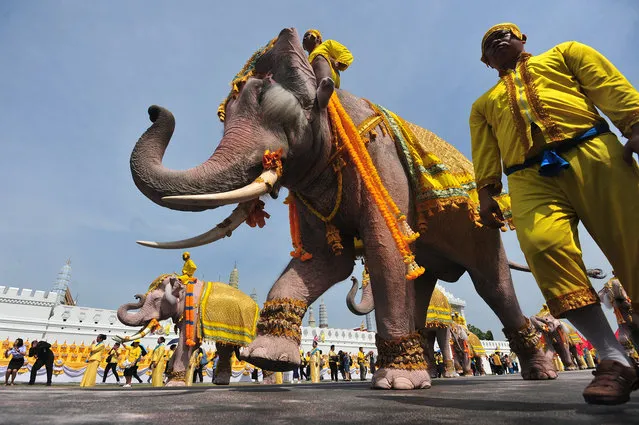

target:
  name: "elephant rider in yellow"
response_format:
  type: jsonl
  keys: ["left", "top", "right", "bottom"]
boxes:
{"left": 470, "top": 22, "right": 639, "bottom": 405}
{"left": 179, "top": 251, "right": 197, "bottom": 284}
{"left": 150, "top": 337, "right": 167, "bottom": 387}
{"left": 302, "top": 29, "right": 353, "bottom": 89}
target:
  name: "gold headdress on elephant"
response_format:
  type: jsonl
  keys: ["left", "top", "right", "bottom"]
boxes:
{"left": 146, "top": 273, "right": 173, "bottom": 294}
{"left": 217, "top": 36, "right": 278, "bottom": 122}
{"left": 480, "top": 22, "right": 524, "bottom": 64}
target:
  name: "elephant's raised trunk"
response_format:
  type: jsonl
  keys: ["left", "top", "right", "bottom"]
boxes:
{"left": 346, "top": 277, "right": 375, "bottom": 315}
{"left": 117, "top": 294, "right": 149, "bottom": 327}
{"left": 130, "top": 105, "right": 261, "bottom": 212}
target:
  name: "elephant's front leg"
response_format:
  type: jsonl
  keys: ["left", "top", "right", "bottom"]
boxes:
{"left": 241, "top": 237, "right": 354, "bottom": 371}
{"left": 364, "top": 233, "right": 431, "bottom": 390}
{"left": 165, "top": 322, "right": 195, "bottom": 386}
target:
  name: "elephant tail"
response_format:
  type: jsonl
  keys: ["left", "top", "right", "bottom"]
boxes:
{"left": 509, "top": 261, "right": 606, "bottom": 279}
{"left": 508, "top": 261, "right": 530, "bottom": 272}
{"left": 346, "top": 277, "right": 374, "bottom": 316}
{"left": 585, "top": 268, "right": 606, "bottom": 279}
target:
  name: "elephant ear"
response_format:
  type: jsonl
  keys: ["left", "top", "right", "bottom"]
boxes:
{"left": 255, "top": 28, "right": 316, "bottom": 110}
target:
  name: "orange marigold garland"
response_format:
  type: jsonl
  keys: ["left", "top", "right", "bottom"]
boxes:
{"left": 262, "top": 148, "right": 284, "bottom": 176}
{"left": 327, "top": 95, "right": 424, "bottom": 280}
{"left": 285, "top": 194, "right": 312, "bottom": 261}
{"left": 184, "top": 279, "right": 197, "bottom": 346}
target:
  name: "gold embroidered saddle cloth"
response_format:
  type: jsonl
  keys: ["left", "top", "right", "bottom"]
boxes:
{"left": 199, "top": 281, "right": 259, "bottom": 346}
{"left": 365, "top": 103, "right": 514, "bottom": 228}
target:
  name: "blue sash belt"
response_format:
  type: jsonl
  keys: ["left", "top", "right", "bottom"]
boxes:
{"left": 504, "top": 121, "right": 610, "bottom": 177}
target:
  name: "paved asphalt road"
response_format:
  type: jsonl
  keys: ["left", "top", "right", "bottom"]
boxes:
{"left": 1, "top": 370, "right": 637, "bottom": 425}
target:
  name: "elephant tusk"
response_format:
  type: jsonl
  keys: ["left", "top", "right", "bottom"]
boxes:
{"left": 136, "top": 201, "right": 255, "bottom": 249}
{"left": 114, "top": 319, "right": 161, "bottom": 342}
{"left": 161, "top": 169, "right": 279, "bottom": 207}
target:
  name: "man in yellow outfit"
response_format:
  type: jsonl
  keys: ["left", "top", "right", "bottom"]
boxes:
{"left": 302, "top": 29, "right": 353, "bottom": 89}
{"left": 179, "top": 251, "right": 197, "bottom": 284}
{"left": 470, "top": 22, "right": 639, "bottom": 405}
{"left": 150, "top": 336, "right": 166, "bottom": 387}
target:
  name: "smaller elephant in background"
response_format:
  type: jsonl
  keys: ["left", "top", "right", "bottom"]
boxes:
{"left": 347, "top": 279, "right": 472, "bottom": 377}
{"left": 115, "top": 274, "right": 258, "bottom": 386}
{"left": 598, "top": 274, "right": 639, "bottom": 358}
{"left": 466, "top": 331, "right": 487, "bottom": 375}
{"left": 530, "top": 307, "right": 576, "bottom": 371}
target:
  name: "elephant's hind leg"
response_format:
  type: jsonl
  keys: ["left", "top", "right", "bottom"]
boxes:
{"left": 466, "top": 228, "right": 557, "bottom": 380}
{"left": 213, "top": 343, "right": 235, "bottom": 385}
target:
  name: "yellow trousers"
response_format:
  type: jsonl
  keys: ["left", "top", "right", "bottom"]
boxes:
{"left": 508, "top": 133, "right": 639, "bottom": 317}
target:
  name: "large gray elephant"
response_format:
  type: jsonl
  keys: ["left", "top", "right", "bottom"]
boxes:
{"left": 129, "top": 28, "right": 556, "bottom": 390}
{"left": 115, "top": 274, "right": 252, "bottom": 386}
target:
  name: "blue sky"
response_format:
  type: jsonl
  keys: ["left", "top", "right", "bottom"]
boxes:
{"left": 1, "top": 1, "right": 637, "bottom": 338}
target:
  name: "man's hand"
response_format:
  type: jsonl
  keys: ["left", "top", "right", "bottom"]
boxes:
{"left": 623, "top": 124, "right": 639, "bottom": 165}
{"left": 478, "top": 186, "right": 505, "bottom": 229}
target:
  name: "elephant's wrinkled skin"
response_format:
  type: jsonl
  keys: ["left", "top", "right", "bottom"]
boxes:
{"left": 130, "top": 28, "right": 555, "bottom": 389}
{"left": 116, "top": 276, "right": 236, "bottom": 386}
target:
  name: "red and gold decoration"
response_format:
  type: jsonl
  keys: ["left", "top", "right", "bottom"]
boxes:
{"left": 375, "top": 333, "right": 428, "bottom": 370}
{"left": 255, "top": 298, "right": 308, "bottom": 345}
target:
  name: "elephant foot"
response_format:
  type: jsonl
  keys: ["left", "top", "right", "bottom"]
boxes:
{"left": 504, "top": 319, "right": 558, "bottom": 380}
{"left": 214, "top": 370, "right": 231, "bottom": 385}
{"left": 373, "top": 333, "right": 430, "bottom": 389}
{"left": 443, "top": 371, "right": 456, "bottom": 378}
{"left": 566, "top": 365, "right": 578, "bottom": 371}
{"left": 239, "top": 335, "right": 300, "bottom": 371}
{"left": 372, "top": 368, "right": 431, "bottom": 390}
{"left": 165, "top": 379, "right": 186, "bottom": 387}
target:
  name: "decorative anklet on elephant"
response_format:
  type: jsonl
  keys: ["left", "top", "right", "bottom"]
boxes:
{"left": 115, "top": 274, "right": 258, "bottom": 386}
{"left": 129, "top": 28, "right": 562, "bottom": 389}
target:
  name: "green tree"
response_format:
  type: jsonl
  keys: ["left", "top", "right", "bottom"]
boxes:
{"left": 468, "top": 324, "right": 494, "bottom": 341}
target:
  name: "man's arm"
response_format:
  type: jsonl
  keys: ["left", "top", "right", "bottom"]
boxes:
{"left": 469, "top": 104, "right": 505, "bottom": 228}
{"left": 562, "top": 41, "right": 639, "bottom": 139}
{"left": 324, "top": 40, "right": 354, "bottom": 71}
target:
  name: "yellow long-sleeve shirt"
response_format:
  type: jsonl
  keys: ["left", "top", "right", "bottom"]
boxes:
{"left": 125, "top": 346, "right": 142, "bottom": 365}
{"left": 308, "top": 40, "right": 354, "bottom": 89}
{"left": 182, "top": 259, "right": 197, "bottom": 277}
{"left": 470, "top": 41, "right": 639, "bottom": 191}
{"left": 87, "top": 342, "right": 105, "bottom": 362}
